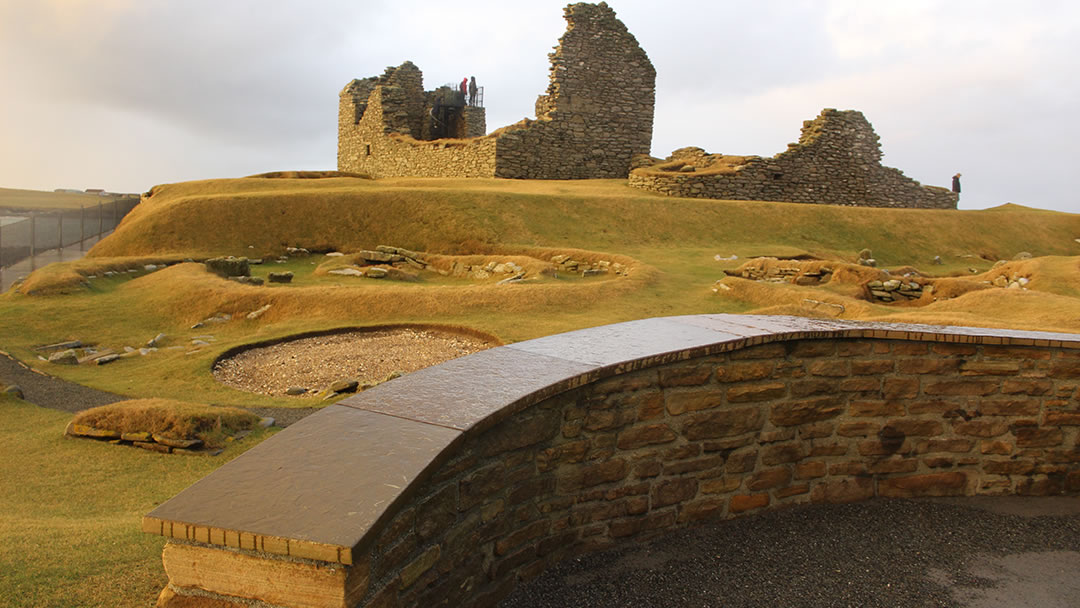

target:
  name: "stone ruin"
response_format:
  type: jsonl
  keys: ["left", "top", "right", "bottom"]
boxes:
{"left": 629, "top": 109, "right": 958, "bottom": 209}
{"left": 337, "top": 2, "right": 656, "bottom": 179}
{"left": 338, "top": 2, "right": 956, "bottom": 209}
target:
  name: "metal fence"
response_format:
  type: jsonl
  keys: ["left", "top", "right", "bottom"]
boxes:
{"left": 0, "top": 197, "right": 139, "bottom": 267}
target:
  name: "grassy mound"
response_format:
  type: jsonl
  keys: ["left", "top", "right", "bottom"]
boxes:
{"left": 245, "top": 170, "right": 372, "bottom": 180}
{"left": 71, "top": 398, "right": 259, "bottom": 447}
{"left": 87, "top": 178, "right": 1080, "bottom": 267}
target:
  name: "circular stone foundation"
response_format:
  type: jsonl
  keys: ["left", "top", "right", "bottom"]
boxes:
{"left": 213, "top": 326, "right": 498, "bottom": 397}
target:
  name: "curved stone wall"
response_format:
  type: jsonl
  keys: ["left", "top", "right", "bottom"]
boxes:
{"left": 145, "top": 315, "right": 1080, "bottom": 608}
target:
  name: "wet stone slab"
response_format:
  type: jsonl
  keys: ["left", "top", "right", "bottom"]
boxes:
{"left": 145, "top": 405, "right": 459, "bottom": 554}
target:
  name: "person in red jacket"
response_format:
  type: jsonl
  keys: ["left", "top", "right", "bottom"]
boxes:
{"left": 461, "top": 77, "right": 468, "bottom": 103}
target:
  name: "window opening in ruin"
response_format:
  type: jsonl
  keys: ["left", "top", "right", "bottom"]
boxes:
{"left": 773, "top": 173, "right": 783, "bottom": 180}
{"left": 365, "top": 144, "right": 371, "bottom": 156}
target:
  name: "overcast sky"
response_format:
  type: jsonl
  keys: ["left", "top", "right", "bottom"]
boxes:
{"left": 0, "top": 0, "right": 1077, "bottom": 213}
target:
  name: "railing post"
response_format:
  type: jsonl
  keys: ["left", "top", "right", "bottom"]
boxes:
{"left": 80, "top": 204, "right": 86, "bottom": 251}
{"left": 98, "top": 201, "right": 103, "bottom": 240}
{"left": 58, "top": 210, "right": 63, "bottom": 252}
{"left": 30, "top": 213, "right": 35, "bottom": 258}
{"left": 112, "top": 199, "right": 118, "bottom": 230}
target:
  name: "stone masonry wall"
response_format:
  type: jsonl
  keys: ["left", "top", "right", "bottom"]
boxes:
{"left": 492, "top": 2, "right": 655, "bottom": 179}
{"left": 354, "top": 339, "right": 1079, "bottom": 607}
{"left": 150, "top": 320, "right": 1080, "bottom": 608}
{"left": 337, "top": 2, "right": 655, "bottom": 180}
{"left": 629, "top": 109, "right": 958, "bottom": 209}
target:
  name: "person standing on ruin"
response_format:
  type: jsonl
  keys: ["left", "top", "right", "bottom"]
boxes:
{"left": 461, "top": 77, "right": 468, "bottom": 104}
{"left": 469, "top": 76, "right": 478, "bottom": 107}
{"left": 952, "top": 173, "right": 962, "bottom": 194}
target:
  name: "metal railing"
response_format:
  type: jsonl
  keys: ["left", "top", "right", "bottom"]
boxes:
{"left": 0, "top": 197, "right": 139, "bottom": 290}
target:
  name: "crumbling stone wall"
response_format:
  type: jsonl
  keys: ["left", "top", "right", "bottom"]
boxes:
{"left": 493, "top": 2, "right": 656, "bottom": 178}
{"left": 337, "top": 2, "right": 655, "bottom": 180}
{"left": 629, "top": 109, "right": 959, "bottom": 209}
{"left": 338, "top": 62, "right": 494, "bottom": 177}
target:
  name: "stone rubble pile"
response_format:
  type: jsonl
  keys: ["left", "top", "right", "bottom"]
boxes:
{"left": 866, "top": 278, "right": 929, "bottom": 302}
{"left": 550, "top": 254, "right": 628, "bottom": 277}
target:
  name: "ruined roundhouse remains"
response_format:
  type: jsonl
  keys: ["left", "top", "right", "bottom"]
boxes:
{"left": 337, "top": 2, "right": 656, "bottom": 179}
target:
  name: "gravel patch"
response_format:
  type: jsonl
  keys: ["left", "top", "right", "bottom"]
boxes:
{"left": 213, "top": 328, "right": 496, "bottom": 397}
{"left": 501, "top": 498, "right": 1080, "bottom": 608}
{"left": 0, "top": 351, "right": 124, "bottom": 413}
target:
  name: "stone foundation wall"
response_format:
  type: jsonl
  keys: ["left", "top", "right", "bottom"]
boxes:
{"left": 148, "top": 317, "right": 1079, "bottom": 608}
{"left": 629, "top": 109, "right": 959, "bottom": 209}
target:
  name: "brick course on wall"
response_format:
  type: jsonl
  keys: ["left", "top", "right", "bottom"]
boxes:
{"left": 629, "top": 109, "right": 959, "bottom": 209}
{"left": 146, "top": 315, "right": 1080, "bottom": 608}
{"left": 337, "top": 2, "right": 655, "bottom": 180}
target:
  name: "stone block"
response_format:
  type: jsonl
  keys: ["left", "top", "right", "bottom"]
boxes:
{"left": 727, "top": 382, "right": 787, "bottom": 403}
{"left": 923, "top": 380, "right": 999, "bottom": 397}
{"left": 682, "top": 407, "right": 763, "bottom": 440}
{"left": 162, "top": 543, "right": 366, "bottom": 608}
{"left": 678, "top": 496, "right": 726, "bottom": 523}
{"left": 1015, "top": 428, "right": 1063, "bottom": 448}
{"left": 716, "top": 361, "right": 775, "bottom": 383}
{"left": 848, "top": 400, "right": 905, "bottom": 417}
{"left": 952, "top": 420, "right": 1010, "bottom": 438}
{"left": 663, "top": 455, "right": 724, "bottom": 476}
{"left": 1001, "top": 380, "right": 1053, "bottom": 396}
{"left": 877, "top": 472, "right": 968, "bottom": 498}
{"left": 616, "top": 424, "right": 677, "bottom": 450}
{"left": 761, "top": 442, "right": 806, "bottom": 465}
{"left": 658, "top": 365, "right": 713, "bottom": 387}
{"left": 701, "top": 476, "right": 742, "bottom": 494}
{"left": 747, "top": 467, "right": 791, "bottom": 491}
{"left": 770, "top": 397, "right": 844, "bottom": 426}
{"left": 790, "top": 379, "right": 836, "bottom": 398}
{"left": 882, "top": 377, "right": 919, "bottom": 400}
{"left": 810, "top": 477, "right": 874, "bottom": 504}
{"left": 795, "top": 461, "right": 827, "bottom": 479}
{"left": 850, "top": 359, "right": 895, "bottom": 375}
{"left": 665, "top": 389, "right": 723, "bottom": 415}
{"left": 608, "top": 510, "right": 677, "bottom": 538}
{"left": 808, "top": 360, "right": 847, "bottom": 377}
{"left": 729, "top": 493, "right": 769, "bottom": 514}
{"left": 652, "top": 478, "right": 699, "bottom": 507}
{"left": 556, "top": 459, "right": 629, "bottom": 493}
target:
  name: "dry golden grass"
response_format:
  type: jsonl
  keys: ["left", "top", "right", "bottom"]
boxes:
{"left": 245, "top": 170, "right": 372, "bottom": 179}
{"left": 16, "top": 255, "right": 185, "bottom": 295}
{"left": 73, "top": 398, "right": 259, "bottom": 444}
{"left": 634, "top": 154, "right": 756, "bottom": 176}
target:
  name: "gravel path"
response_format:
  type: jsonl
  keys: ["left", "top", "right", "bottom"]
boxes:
{"left": 0, "top": 351, "right": 125, "bottom": 413}
{"left": 501, "top": 497, "right": 1080, "bottom": 608}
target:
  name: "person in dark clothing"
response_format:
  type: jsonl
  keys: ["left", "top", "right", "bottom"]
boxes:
{"left": 469, "top": 76, "right": 478, "bottom": 107}
{"left": 952, "top": 173, "right": 962, "bottom": 194}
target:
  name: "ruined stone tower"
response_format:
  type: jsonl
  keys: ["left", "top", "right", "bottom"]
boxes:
{"left": 337, "top": 2, "right": 656, "bottom": 180}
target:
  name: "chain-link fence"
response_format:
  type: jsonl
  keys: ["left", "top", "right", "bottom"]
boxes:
{"left": 0, "top": 197, "right": 139, "bottom": 268}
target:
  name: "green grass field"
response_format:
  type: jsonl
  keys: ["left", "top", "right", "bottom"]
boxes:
{"left": 1, "top": 174, "right": 1078, "bottom": 606}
